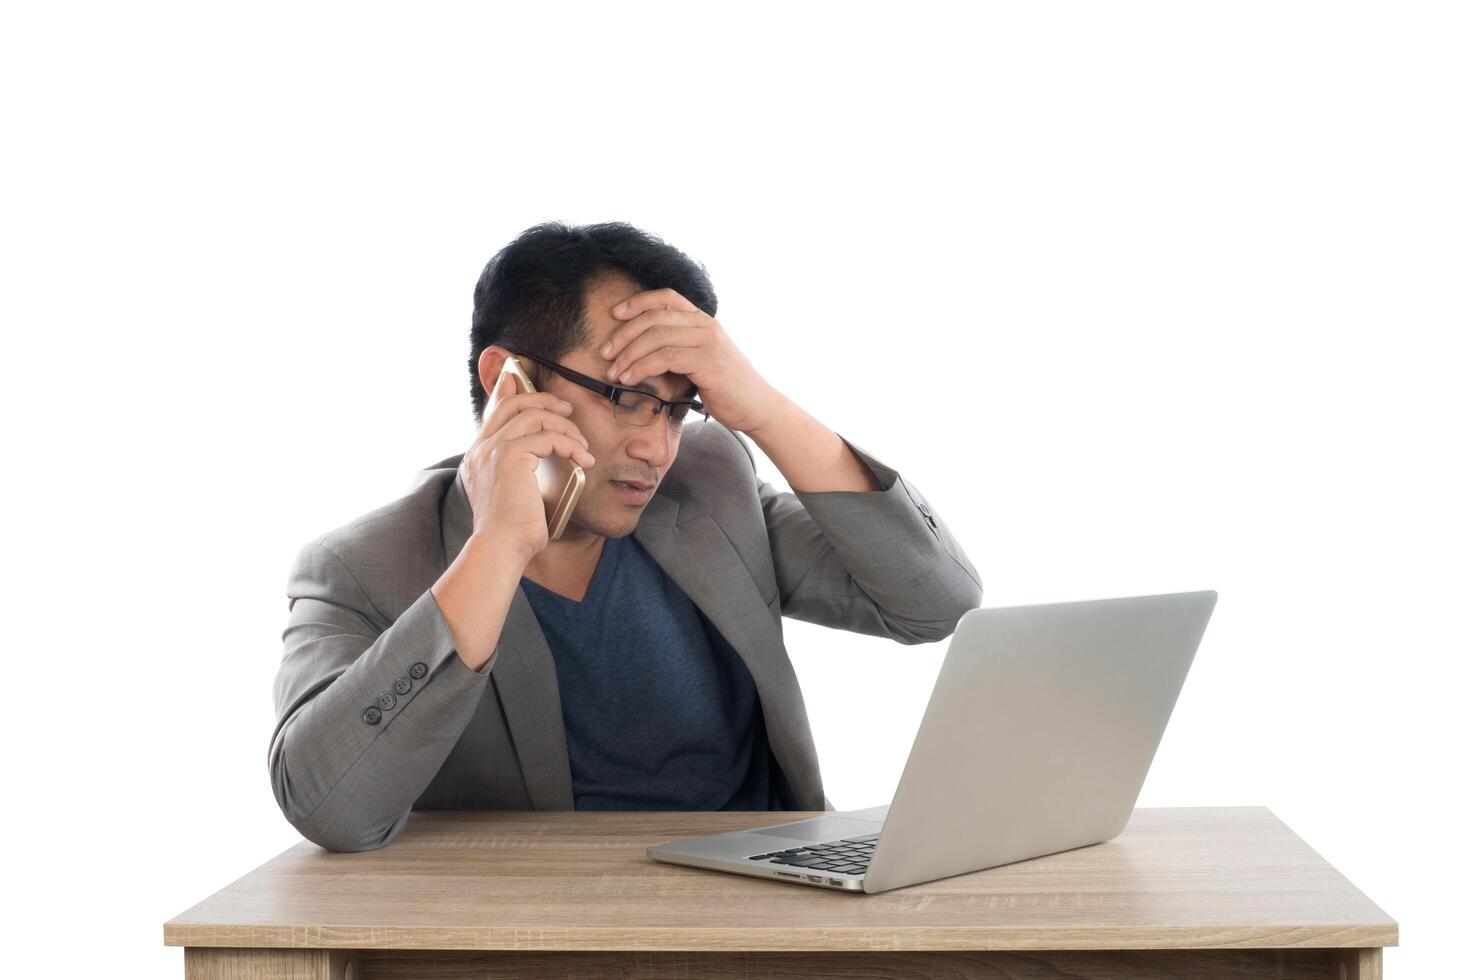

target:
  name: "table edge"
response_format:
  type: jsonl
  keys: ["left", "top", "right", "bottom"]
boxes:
{"left": 162, "top": 922, "right": 1400, "bottom": 952}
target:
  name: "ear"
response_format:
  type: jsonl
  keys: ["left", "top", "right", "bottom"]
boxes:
{"left": 477, "top": 346, "right": 512, "bottom": 403}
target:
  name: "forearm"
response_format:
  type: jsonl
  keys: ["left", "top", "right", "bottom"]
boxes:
{"left": 743, "top": 431, "right": 983, "bottom": 644}
{"left": 744, "top": 389, "right": 883, "bottom": 493}
{"left": 431, "top": 532, "right": 532, "bottom": 673}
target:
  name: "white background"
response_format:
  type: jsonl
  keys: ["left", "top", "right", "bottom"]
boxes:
{"left": 4, "top": 2, "right": 1464, "bottom": 976}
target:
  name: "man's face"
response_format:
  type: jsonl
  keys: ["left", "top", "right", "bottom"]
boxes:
{"left": 524, "top": 275, "right": 695, "bottom": 538}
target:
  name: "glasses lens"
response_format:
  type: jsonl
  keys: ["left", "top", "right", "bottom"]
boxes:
{"left": 611, "top": 390, "right": 700, "bottom": 428}
{"left": 611, "top": 390, "right": 660, "bottom": 426}
{"left": 672, "top": 401, "right": 708, "bottom": 424}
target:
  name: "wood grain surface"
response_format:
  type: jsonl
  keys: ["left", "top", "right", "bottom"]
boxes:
{"left": 164, "top": 806, "right": 1396, "bottom": 954}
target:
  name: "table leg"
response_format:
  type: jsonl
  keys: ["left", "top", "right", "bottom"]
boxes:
{"left": 1335, "top": 947, "right": 1384, "bottom": 980}
{"left": 184, "top": 948, "right": 361, "bottom": 979}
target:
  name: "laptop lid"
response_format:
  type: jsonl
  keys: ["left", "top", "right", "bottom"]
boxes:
{"left": 861, "top": 590, "right": 1216, "bottom": 893}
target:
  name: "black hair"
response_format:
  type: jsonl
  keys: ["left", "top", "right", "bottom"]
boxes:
{"left": 467, "top": 221, "right": 718, "bottom": 423}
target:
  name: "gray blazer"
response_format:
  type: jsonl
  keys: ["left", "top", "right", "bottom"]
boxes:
{"left": 269, "top": 419, "right": 982, "bottom": 852}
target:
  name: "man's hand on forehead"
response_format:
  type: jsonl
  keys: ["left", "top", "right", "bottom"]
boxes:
{"left": 599, "top": 287, "right": 778, "bottom": 435}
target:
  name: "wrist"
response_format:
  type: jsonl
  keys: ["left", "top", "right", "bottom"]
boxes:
{"left": 743, "top": 386, "right": 798, "bottom": 442}
{"left": 461, "top": 530, "right": 536, "bottom": 572}
{"left": 432, "top": 530, "right": 533, "bottom": 673}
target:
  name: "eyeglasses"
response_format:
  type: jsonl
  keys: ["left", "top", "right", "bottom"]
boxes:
{"left": 507, "top": 348, "right": 709, "bottom": 429}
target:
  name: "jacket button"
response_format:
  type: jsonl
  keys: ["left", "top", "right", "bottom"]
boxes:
{"left": 394, "top": 676, "right": 412, "bottom": 696}
{"left": 376, "top": 691, "right": 397, "bottom": 711}
{"left": 409, "top": 662, "right": 428, "bottom": 680}
{"left": 362, "top": 706, "right": 382, "bottom": 725}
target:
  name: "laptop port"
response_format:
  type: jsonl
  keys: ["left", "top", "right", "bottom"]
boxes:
{"left": 828, "top": 878, "right": 845, "bottom": 886}
{"left": 775, "top": 871, "right": 800, "bottom": 878}
{"left": 806, "top": 875, "right": 823, "bottom": 883}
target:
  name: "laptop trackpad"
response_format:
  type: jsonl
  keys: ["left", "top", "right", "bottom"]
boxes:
{"left": 746, "top": 815, "right": 882, "bottom": 844}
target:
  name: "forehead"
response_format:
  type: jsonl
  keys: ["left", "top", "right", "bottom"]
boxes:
{"left": 581, "top": 274, "right": 638, "bottom": 341}
{"left": 578, "top": 274, "right": 696, "bottom": 400}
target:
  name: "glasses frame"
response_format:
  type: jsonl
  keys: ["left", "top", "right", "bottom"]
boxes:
{"left": 507, "top": 348, "right": 708, "bottom": 427}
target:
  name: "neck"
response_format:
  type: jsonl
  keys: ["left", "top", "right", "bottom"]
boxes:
{"left": 524, "top": 523, "right": 605, "bottom": 580}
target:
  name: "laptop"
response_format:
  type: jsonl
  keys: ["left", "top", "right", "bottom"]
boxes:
{"left": 647, "top": 590, "right": 1217, "bottom": 893}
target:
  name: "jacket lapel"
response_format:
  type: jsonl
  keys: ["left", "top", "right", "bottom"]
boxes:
{"left": 632, "top": 501, "right": 824, "bottom": 810}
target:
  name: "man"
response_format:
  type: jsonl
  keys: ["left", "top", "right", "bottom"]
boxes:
{"left": 269, "top": 221, "right": 982, "bottom": 852}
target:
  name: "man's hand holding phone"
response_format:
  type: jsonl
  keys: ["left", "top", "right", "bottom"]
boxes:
{"left": 432, "top": 364, "right": 594, "bottom": 673}
{"left": 460, "top": 367, "right": 596, "bottom": 562}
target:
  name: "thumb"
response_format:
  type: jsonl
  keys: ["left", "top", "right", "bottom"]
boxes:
{"left": 494, "top": 366, "right": 519, "bottom": 399}
{"left": 482, "top": 368, "right": 514, "bottom": 424}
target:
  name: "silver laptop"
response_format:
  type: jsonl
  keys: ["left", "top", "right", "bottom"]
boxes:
{"left": 647, "top": 590, "right": 1217, "bottom": 893}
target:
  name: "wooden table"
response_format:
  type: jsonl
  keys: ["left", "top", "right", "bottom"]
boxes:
{"left": 164, "top": 806, "right": 1396, "bottom": 979}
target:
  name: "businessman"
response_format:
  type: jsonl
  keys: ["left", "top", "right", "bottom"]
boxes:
{"left": 269, "top": 221, "right": 983, "bottom": 852}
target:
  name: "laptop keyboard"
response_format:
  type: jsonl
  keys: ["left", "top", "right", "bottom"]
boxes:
{"left": 745, "top": 832, "right": 879, "bottom": 875}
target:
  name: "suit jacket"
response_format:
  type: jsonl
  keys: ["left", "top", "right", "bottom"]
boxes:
{"left": 269, "top": 419, "right": 982, "bottom": 851}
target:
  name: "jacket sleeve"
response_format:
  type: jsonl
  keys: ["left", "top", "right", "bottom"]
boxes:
{"left": 268, "top": 539, "right": 495, "bottom": 852}
{"left": 735, "top": 430, "right": 983, "bottom": 644}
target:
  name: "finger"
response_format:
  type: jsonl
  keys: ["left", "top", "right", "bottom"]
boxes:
{"left": 487, "top": 366, "right": 570, "bottom": 416}
{"left": 617, "top": 347, "right": 698, "bottom": 389}
{"left": 481, "top": 368, "right": 509, "bottom": 411}
{"left": 513, "top": 431, "right": 596, "bottom": 469}
{"left": 478, "top": 395, "right": 572, "bottom": 450}
{"left": 602, "top": 310, "right": 704, "bottom": 373}
{"left": 480, "top": 381, "right": 573, "bottom": 439}
{"left": 481, "top": 370, "right": 522, "bottom": 429}
{"left": 611, "top": 287, "right": 700, "bottom": 321}
{"left": 500, "top": 407, "right": 589, "bottom": 447}
{"left": 609, "top": 330, "right": 703, "bottom": 386}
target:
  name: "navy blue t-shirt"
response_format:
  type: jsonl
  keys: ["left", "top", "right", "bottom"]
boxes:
{"left": 521, "top": 533, "right": 781, "bottom": 810}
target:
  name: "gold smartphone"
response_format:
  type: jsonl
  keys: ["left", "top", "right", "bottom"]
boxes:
{"left": 497, "top": 356, "right": 586, "bottom": 541}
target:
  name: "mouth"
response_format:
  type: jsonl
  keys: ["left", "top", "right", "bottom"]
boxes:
{"left": 609, "top": 479, "right": 654, "bottom": 503}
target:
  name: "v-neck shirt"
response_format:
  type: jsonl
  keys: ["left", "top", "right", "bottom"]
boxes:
{"left": 520, "top": 533, "right": 779, "bottom": 810}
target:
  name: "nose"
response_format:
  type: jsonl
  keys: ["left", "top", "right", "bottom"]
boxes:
{"left": 626, "top": 412, "right": 677, "bottom": 469}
